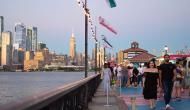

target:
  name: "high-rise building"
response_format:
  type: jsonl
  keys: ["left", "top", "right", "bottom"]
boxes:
{"left": 118, "top": 50, "right": 123, "bottom": 64}
{"left": 0, "top": 16, "right": 4, "bottom": 65}
{"left": 26, "top": 27, "right": 37, "bottom": 51}
{"left": 69, "top": 32, "right": 76, "bottom": 60}
{"left": 37, "top": 42, "right": 46, "bottom": 51}
{"left": 17, "top": 48, "right": 25, "bottom": 64}
{"left": 14, "top": 23, "right": 26, "bottom": 50}
{"left": 12, "top": 48, "right": 18, "bottom": 64}
{"left": 25, "top": 51, "right": 34, "bottom": 61}
{"left": 0, "top": 16, "right": 4, "bottom": 34}
{"left": 1, "top": 31, "right": 13, "bottom": 66}
{"left": 26, "top": 28, "right": 32, "bottom": 51}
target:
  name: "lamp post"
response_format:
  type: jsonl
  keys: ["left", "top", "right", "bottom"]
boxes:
{"left": 101, "top": 35, "right": 106, "bottom": 65}
{"left": 164, "top": 45, "right": 168, "bottom": 55}
{"left": 84, "top": 0, "right": 88, "bottom": 78}
{"left": 98, "top": 42, "right": 101, "bottom": 69}
{"left": 95, "top": 27, "right": 97, "bottom": 74}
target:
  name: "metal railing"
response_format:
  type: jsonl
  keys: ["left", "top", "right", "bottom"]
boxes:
{"left": 0, "top": 73, "right": 101, "bottom": 110}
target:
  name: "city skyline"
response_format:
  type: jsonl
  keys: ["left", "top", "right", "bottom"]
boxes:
{"left": 0, "top": 0, "right": 190, "bottom": 55}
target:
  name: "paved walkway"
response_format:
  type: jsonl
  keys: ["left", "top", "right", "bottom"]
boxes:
{"left": 119, "top": 87, "right": 190, "bottom": 110}
{"left": 88, "top": 82, "right": 127, "bottom": 110}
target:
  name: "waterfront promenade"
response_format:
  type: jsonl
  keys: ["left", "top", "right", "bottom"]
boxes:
{"left": 89, "top": 81, "right": 190, "bottom": 110}
{"left": 89, "top": 82, "right": 127, "bottom": 110}
{"left": 119, "top": 87, "right": 190, "bottom": 110}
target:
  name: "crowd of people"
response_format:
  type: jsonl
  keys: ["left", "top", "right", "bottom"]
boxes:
{"left": 102, "top": 54, "right": 190, "bottom": 110}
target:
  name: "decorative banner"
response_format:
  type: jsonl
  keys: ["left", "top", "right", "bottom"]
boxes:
{"left": 102, "top": 37, "right": 113, "bottom": 48}
{"left": 99, "top": 16, "right": 117, "bottom": 35}
{"left": 106, "top": 0, "right": 117, "bottom": 8}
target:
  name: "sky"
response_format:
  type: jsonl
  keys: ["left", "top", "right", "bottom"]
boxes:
{"left": 0, "top": 0, "right": 190, "bottom": 56}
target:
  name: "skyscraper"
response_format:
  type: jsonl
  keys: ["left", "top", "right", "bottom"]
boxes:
{"left": 0, "top": 16, "right": 4, "bottom": 35}
{"left": 26, "top": 28, "right": 32, "bottom": 51}
{"left": 14, "top": 23, "right": 26, "bottom": 50}
{"left": 37, "top": 42, "right": 46, "bottom": 51}
{"left": 26, "top": 27, "right": 37, "bottom": 51}
{"left": 1, "top": 31, "right": 13, "bottom": 66}
{"left": 69, "top": 32, "right": 76, "bottom": 61}
{"left": 0, "top": 16, "right": 4, "bottom": 65}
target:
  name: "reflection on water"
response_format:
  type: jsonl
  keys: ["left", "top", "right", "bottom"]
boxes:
{"left": 0, "top": 72, "right": 89, "bottom": 105}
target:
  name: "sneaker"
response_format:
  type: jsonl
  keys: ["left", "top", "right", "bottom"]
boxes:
{"left": 152, "top": 106, "right": 156, "bottom": 110}
{"left": 177, "top": 97, "right": 181, "bottom": 101}
{"left": 165, "top": 104, "right": 171, "bottom": 110}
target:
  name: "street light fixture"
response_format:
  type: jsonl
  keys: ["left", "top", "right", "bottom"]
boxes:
{"left": 164, "top": 45, "right": 169, "bottom": 54}
{"left": 101, "top": 35, "right": 106, "bottom": 65}
{"left": 77, "top": 0, "right": 98, "bottom": 77}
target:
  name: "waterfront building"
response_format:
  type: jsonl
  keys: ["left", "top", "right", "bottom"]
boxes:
{"left": 24, "top": 60, "right": 43, "bottom": 71}
{"left": 34, "top": 51, "right": 44, "bottom": 61}
{"left": 1, "top": 31, "right": 13, "bottom": 66}
{"left": 43, "top": 48, "right": 51, "bottom": 65}
{"left": 0, "top": 16, "right": 4, "bottom": 34}
{"left": 107, "top": 52, "right": 112, "bottom": 61}
{"left": 69, "top": 32, "right": 76, "bottom": 61}
{"left": 37, "top": 42, "right": 46, "bottom": 51}
{"left": 118, "top": 51, "right": 123, "bottom": 64}
{"left": 24, "top": 49, "right": 49, "bottom": 71}
{"left": 96, "top": 47, "right": 104, "bottom": 68}
{"left": 18, "top": 48, "right": 25, "bottom": 65}
{"left": 25, "top": 51, "right": 34, "bottom": 61}
{"left": 26, "top": 28, "right": 32, "bottom": 51}
{"left": 0, "top": 16, "right": 4, "bottom": 65}
{"left": 26, "top": 27, "right": 37, "bottom": 51}
{"left": 14, "top": 23, "right": 26, "bottom": 50}
{"left": 27, "top": 27, "right": 38, "bottom": 52}
{"left": 115, "top": 52, "right": 118, "bottom": 63}
{"left": 121, "top": 42, "right": 155, "bottom": 66}
{"left": 76, "top": 52, "right": 83, "bottom": 66}
{"left": 12, "top": 47, "right": 18, "bottom": 64}
{"left": 34, "top": 48, "right": 50, "bottom": 65}
{"left": 50, "top": 54, "right": 68, "bottom": 66}
{"left": 156, "top": 54, "right": 190, "bottom": 65}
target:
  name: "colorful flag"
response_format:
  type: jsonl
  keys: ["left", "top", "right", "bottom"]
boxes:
{"left": 99, "top": 16, "right": 117, "bottom": 35}
{"left": 106, "top": 0, "right": 117, "bottom": 8}
{"left": 102, "top": 37, "right": 113, "bottom": 48}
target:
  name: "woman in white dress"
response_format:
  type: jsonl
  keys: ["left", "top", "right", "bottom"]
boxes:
{"left": 103, "top": 63, "right": 112, "bottom": 94}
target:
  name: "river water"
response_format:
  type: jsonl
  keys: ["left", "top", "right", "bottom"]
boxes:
{"left": 0, "top": 72, "right": 91, "bottom": 106}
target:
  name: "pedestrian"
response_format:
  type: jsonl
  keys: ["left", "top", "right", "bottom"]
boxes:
{"left": 116, "top": 63, "right": 122, "bottom": 87}
{"left": 113, "top": 64, "right": 118, "bottom": 80}
{"left": 132, "top": 67, "right": 139, "bottom": 87}
{"left": 122, "top": 66, "right": 128, "bottom": 87}
{"left": 184, "top": 60, "right": 190, "bottom": 96}
{"left": 143, "top": 59, "right": 159, "bottom": 109}
{"left": 173, "top": 59, "right": 184, "bottom": 101}
{"left": 127, "top": 64, "right": 134, "bottom": 87}
{"left": 103, "top": 63, "right": 112, "bottom": 94}
{"left": 159, "top": 54, "right": 176, "bottom": 110}
{"left": 138, "top": 65, "right": 144, "bottom": 87}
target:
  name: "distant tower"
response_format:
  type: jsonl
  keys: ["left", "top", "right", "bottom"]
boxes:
{"left": 69, "top": 32, "right": 76, "bottom": 61}
{"left": 0, "top": 16, "right": 4, "bottom": 38}
{"left": 14, "top": 23, "right": 26, "bottom": 50}
{"left": 26, "top": 27, "right": 37, "bottom": 51}
{"left": 0, "top": 16, "right": 4, "bottom": 65}
{"left": 1, "top": 31, "right": 13, "bottom": 66}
